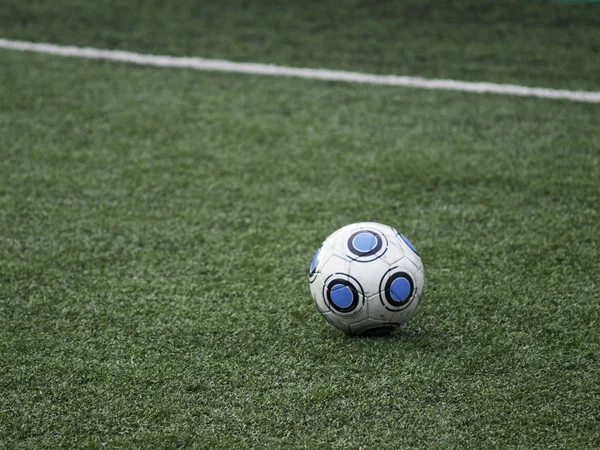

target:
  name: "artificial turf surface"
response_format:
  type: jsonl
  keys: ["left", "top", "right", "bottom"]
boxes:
{"left": 2, "top": 0, "right": 600, "bottom": 90}
{"left": 1, "top": 1, "right": 600, "bottom": 448}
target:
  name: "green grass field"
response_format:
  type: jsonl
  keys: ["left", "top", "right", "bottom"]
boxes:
{"left": 1, "top": 1, "right": 600, "bottom": 448}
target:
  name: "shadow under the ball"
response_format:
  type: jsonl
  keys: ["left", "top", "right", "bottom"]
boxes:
{"left": 336, "top": 324, "right": 426, "bottom": 341}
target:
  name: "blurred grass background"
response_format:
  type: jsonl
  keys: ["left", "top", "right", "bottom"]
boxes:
{"left": 1, "top": 0, "right": 600, "bottom": 89}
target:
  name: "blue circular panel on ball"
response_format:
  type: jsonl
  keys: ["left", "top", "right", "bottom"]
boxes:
{"left": 400, "top": 233, "right": 418, "bottom": 254}
{"left": 310, "top": 248, "right": 320, "bottom": 273}
{"left": 353, "top": 232, "right": 378, "bottom": 252}
{"left": 390, "top": 277, "right": 411, "bottom": 302}
{"left": 330, "top": 284, "right": 354, "bottom": 309}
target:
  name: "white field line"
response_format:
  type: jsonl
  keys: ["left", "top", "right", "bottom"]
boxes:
{"left": 1, "top": 38, "right": 600, "bottom": 103}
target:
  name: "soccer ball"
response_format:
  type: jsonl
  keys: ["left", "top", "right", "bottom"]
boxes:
{"left": 309, "top": 222, "right": 424, "bottom": 336}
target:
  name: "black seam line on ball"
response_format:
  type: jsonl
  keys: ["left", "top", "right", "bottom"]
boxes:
{"left": 347, "top": 246, "right": 388, "bottom": 263}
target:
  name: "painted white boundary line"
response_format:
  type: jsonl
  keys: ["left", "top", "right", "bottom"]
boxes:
{"left": 1, "top": 38, "right": 599, "bottom": 103}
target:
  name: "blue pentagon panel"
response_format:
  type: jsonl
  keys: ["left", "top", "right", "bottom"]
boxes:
{"left": 400, "top": 233, "right": 419, "bottom": 255}
{"left": 330, "top": 284, "right": 354, "bottom": 309}
{"left": 310, "top": 248, "right": 320, "bottom": 274}
{"left": 390, "top": 277, "right": 411, "bottom": 302}
{"left": 353, "top": 232, "right": 378, "bottom": 253}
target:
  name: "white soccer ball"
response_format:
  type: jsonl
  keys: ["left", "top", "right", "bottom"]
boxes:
{"left": 309, "top": 222, "right": 424, "bottom": 336}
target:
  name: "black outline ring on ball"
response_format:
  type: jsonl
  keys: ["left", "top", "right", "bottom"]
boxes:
{"left": 377, "top": 267, "right": 417, "bottom": 312}
{"left": 325, "top": 279, "right": 360, "bottom": 313}
{"left": 347, "top": 230, "right": 383, "bottom": 257}
{"left": 384, "top": 271, "right": 415, "bottom": 308}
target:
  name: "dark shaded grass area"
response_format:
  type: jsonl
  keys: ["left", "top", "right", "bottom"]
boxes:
{"left": 1, "top": 0, "right": 600, "bottom": 90}
{"left": 1, "top": 50, "right": 599, "bottom": 447}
